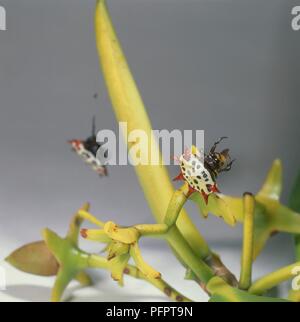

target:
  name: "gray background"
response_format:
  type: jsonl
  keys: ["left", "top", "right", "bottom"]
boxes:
{"left": 0, "top": 0, "right": 299, "bottom": 256}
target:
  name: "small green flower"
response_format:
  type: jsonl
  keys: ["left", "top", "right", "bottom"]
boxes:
{"left": 80, "top": 221, "right": 161, "bottom": 283}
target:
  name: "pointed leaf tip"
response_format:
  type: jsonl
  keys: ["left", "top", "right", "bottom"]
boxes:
{"left": 190, "top": 193, "right": 237, "bottom": 226}
{"left": 258, "top": 159, "right": 282, "bottom": 201}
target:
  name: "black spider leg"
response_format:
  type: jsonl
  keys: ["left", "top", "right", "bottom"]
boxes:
{"left": 210, "top": 136, "right": 228, "bottom": 154}
{"left": 220, "top": 159, "right": 236, "bottom": 173}
{"left": 92, "top": 115, "right": 96, "bottom": 137}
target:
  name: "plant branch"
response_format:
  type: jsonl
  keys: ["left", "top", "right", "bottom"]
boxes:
{"left": 239, "top": 193, "right": 255, "bottom": 290}
{"left": 249, "top": 261, "right": 300, "bottom": 295}
{"left": 88, "top": 254, "right": 192, "bottom": 302}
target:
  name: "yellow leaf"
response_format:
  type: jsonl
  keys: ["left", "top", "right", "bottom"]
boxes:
{"left": 95, "top": 0, "right": 210, "bottom": 258}
{"left": 257, "top": 159, "right": 282, "bottom": 201}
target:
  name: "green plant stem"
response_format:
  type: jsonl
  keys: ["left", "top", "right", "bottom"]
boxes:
{"left": 125, "top": 264, "right": 192, "bottom": 302}
{"left": 139, "top": 185, "right": 221, "bottom": 283}
{"left": 88, "top": 254, "right": 192, "bottom": 302}
{"left": 77, "top": 209, "right": 105, "bottom": 227}
{"left": 88, "top": 253, "right": 109, "bottom": 269}
{"left": 166, "top": 227, "right": 214, "bottom": 284}
{"left": 134, "top": 224, "right": 168, "bottom": 237}
{"left": 239, "top": 193, "right": 255, "bottom": 290}
{"left": 162, "top": 185, "right": 237, "bottom": 285}
{"left": 135, "top": 184, "right": 231, "bottom": 285}
{"left": 134, "top": 186, "right": 190, "bottom": 237}
{"left": 164, "top": 186, "right": 189, "bottom": 226}
{"left": 249, "top": 262, "right": 300, "bottom": 295}
{"left": 51, "top": 269, "right": 75, "bottom": 302}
